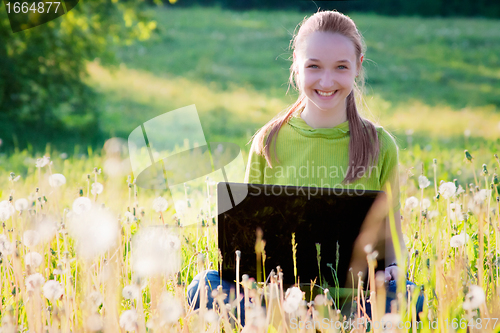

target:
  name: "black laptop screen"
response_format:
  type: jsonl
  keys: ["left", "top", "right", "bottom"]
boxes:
{"left": 217, "top": 182, "right": 387, "bottom": 290}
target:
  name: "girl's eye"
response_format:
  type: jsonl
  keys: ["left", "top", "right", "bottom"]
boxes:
{"left": 308, "top": 65, "right": 318, "bottom": 68}
{"left": 338, "top": 65, "right": 347, "bottom": 69}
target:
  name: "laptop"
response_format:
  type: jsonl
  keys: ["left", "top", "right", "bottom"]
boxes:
{"left": 217, "top": 182, "right": 389, "bottom": 309}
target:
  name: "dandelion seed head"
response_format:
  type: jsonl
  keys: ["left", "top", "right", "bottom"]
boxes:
{"left": 158, "top": 292, "right": 183, "bottom": 325}
{"left": 245, "top": 306, "right": 266, "bottom": 327}
{"left": 122, "top": 285, "right": 141, "bottom": 300}
{"left": 35, "top": 156, "right": 50, "bottom": 168}
{"left": 91, "top": 182, "right": 104, "bottom": 195}
{"left": 49, "top": 174, "right": 66, "bottom": 188}
{"left": 450, "top": 232, "right": 469, "bottom": 248}
{"left": 463, "top": 285, "right": 485, "bottom": 310}
{"left": 68, "top": 206, "right": 118, "bottom": 260}
{"left": 174, "top": 200, "right": 187, "bottom": 215}
{"left": 152, "top": 197, "right": 168, "bottom": 212}
{"left": 0, "top": 234, "right": 13, "bottom": 255}
{"left": 15, "top": 198, "right": 29, "bottom": 211}
{"left": 23, "top": 230, "right": 40, "bottom": 248}
{"left": 422, "top": 198, "right": 431, "bottom": 210}
{"left": 131, "top": 227, "right": 181, "bottom": 278}
{"left": 204, "top": 310, "right": 219, "bottom": 323}
{"left": 42, "top": 280, "right": 64, "bottom": 300}
{"left": 25, "top": 252, "right": 43, "bottom": 268}
{"left": 119, "top": 310, "right": 138, "bottom": 332}
{"left": 474, "top": 189, "right": 490, "bottom": 205}
{"left": 72, "top": 197, "right": 92, "bottom": 215}
{"left": 88, "top": 291, "right": 104, "bottom": 309}
{"left": 405, "top": 196, "right": 419, "bottom": 210}
{"left": 25, "top": 273, "right": 45, "bottom": 292}
{"left": 283, "top": 287, "right": 303, "bottom": 313}
{"left": 418, "top": 175, "right": 431, "bottom": 189}
{"left": 0, "top": 201, "right": 14, "bottom": 221}
{"left": 439, "top": 182, "right": 456, "bottom": 199}
{"left": 36, "top": 216, "right": 57, "bottom": 243}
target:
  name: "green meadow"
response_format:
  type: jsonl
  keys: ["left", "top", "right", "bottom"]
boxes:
{"left": 1, "top": 5, "right": 500, "bottom": 332}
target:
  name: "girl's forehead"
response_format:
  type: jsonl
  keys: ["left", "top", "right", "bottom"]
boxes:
{"left": 298, "top": 31, "right": 357, "bottom": 62}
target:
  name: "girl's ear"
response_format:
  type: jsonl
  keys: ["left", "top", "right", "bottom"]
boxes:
{"left": 360, "top": 53, "right": 364, "bottom": 65}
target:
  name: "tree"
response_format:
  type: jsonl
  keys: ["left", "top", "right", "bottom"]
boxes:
{"left": 0, "top": 0, "right": 158, "bottom": 150}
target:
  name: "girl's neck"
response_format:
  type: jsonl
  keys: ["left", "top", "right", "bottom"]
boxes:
{"left": 299, "top": 102, "right": 348, "bottom": 129}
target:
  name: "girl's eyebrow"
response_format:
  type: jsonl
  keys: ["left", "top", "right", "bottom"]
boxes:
{"left": 307, "top": 58, "right": 351, "bottom": 64}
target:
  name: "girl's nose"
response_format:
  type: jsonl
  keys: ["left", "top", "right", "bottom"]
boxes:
{"left": 319, "top": 71, "right": 336, "bottom": 90}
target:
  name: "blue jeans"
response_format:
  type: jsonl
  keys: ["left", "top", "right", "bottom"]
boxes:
{"left": 187, "top": 270, "right": 424, "bottom": 323}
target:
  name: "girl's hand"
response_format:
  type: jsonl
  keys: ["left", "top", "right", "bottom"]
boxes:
{"left": 385, "top": 265, "right": 399, "bottom": 282}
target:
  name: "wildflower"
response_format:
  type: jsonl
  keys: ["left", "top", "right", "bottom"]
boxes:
{"left": 0, "top": 234, "right": 13, "bottom": 255}
{"left": 25, "top": 252, "right": 43, "bottom": 268}
{"left": 421, "top": 198, "right": 431, "bottom": 210}
{"left": 463, "top": 285, "right": 485, "bottom": 310}
{"left": 36, "top": 156, "right": 50, "bottom": 168}
{"left": 450, "top": 232, "right": 469, "bottom": 248}
{"left": 283, "top": 287, "right": 303, "bottom": 313}
{"left": 152, "top": 197, "right": 169, "bottom": 212}
{"left": 474, "top": 189, "right": 490, "bottom": 205}
{"left": 122, "top": 285, "right": 141, "bottom": 300}
{"left": 124, "top": 211, "right": 135, "bottom": 224}
{"left": 174, "top": 200, "right": 187, "bottom": 215}
{"left": 14, "top": 198, "right": 29, "bottom": 211}
{"left": 0, "top": 200, "right": 14, "bottom": 221}
{"left": 23, "top": 230, "right": 40, "bottom": 248}
{"left": 25, "top": 273, "right": 45, "bottom": 292}
{"left": 204, "top": 310, "right": 219, "bottom": 323}
{"left": 68, "top": 206, "right": 118, "bottom": 260}
{"left": 42, "top": 280, "right": 64, "bottom": 300}
{"left": 88, "top": 291, "right": 104, "bottom": 309}
{"left": 131, "top": 227, "right": 181, "bottom": 277}
{"left": 427, "top": 210, "right": 439, "bottom": 219}
{"left": 91, "top": 182, "right": 104, "bottom": 195}
{"left": 49, "top": 174, "right": 66, "bottom": 187}
{"left": 87, "top": 314, "right": 103, "bottom": 332}
{"left": 119, "top": 310, "right": 138, "bottom": 332}
{"left": 245, "top": 306, "right": 266, "bottom": 328}
{"left": 72, "top": 197, "right": 92, "bottom": 215}
{"left": 456, "top": 185, "right": 465, "bottom": 195}
{"left": 439, "top": 182, "right": 456, "bottom": 199}
{"left": 418, "top": 175, "right": 431, "bottom": 189}
{"left": 405, "top": 196, "right": 419, "bottom": 210}
{"left": 158, "top": 292, "right": 183, "bottom": 325}
{"left": 36, "top": 216, "right": 57, "bottom": 243}
{"left": 449, "top": 203, "right": 464, "bottom": 222}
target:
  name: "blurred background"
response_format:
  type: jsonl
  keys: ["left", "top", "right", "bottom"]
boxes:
{"left": 1, "top": 0, "right": 499, "bottom": 163}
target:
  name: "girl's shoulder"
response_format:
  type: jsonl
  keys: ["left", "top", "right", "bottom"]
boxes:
{"left": 372, "top": 123, "right": 399, "bottom": 158}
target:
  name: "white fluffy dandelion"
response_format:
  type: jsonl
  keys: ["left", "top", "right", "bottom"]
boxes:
{"left": 158, "top": 292, "right": 183, "bottom": 325}
{"left": 0, "top": 234, "right": 13, "bottom": 255}
{"left": 14, "top": 198, "right": 29, "bottom": 211}
{"left": 0, "top": 201, "right": 14, "bottom": 221}
{"left": 25, "top": 273, "right": 45, "bottom": 292}
{"left": 421, "top": 198, "right": 431, "bottom": 210}
{"left": 474, "top": 189, "right": 491, "bottom": 205}
{"left": 91, "top": 182, "right": 104, "bottom": 195}
{"left": 49, "top": 174, "right": 66, "bottom": 188}
{"left": 152, "top": 197, "right": 169, "bottom": 212}
{"left": 122, "top": 285, "right": 141, "bottom": 300}
{"left": 405, "top": 196, "right": 419, "bottom": 210}
{"left": 119, "top": 310, "right": 138, "bottom": 332}
{"left": 35, "top": 156, "right": 50, "bottom": 168}
{"left": 439, "top": 182, "right": 456, "bottom": 199}
{"left": 42, "top": 280, "right": 64, "bottom": 300}
{"left": 450, "top": 232, "right": 469, "bottom": 248}
{"left": 88, "top": 291, "right": 104, "bottom": 309}
{"left": 23, "top": 230, "right": 40, "bottom": 248}
{"left": 174, "top": 200, "right": 187, "bottom": 215}
{"left": 418, "top": 175, "right": 431, "bottom": 189}
{"left": 36, "top": 216, "right": 57, "bottom": 243}
{"left": 283, "top": 287, "right": 303, "bottom": 313}
{"left": 25, "top": 252, "right": 43, "bottom": 268}
{"left": 463, "top": 285, "right": 485, "bottom": 310}
{"left": 68, "top": 206, "right": 118, "bottom": 260}
{"left": 72, "top": 197, "right": 92, "bottom": 215}
{"left": 131, "top": 227, "right": 181, "bottom": 278}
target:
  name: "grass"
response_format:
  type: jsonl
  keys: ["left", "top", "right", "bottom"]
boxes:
{"left": 1, "top": 4, "right": 500, "bottom": 332}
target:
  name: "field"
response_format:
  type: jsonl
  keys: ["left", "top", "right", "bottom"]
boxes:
{"left": 0, "top": 5, "right": 500, "bottom": 332}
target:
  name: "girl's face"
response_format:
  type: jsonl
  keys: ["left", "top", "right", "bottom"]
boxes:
{"left": 294, "top": 31, "right": 363, "bottom": 117}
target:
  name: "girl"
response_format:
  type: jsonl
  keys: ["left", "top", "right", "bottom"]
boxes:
{"left": 244, "top": 9, "right": 405, "bottom": 282}
{"left": 188, "top": 9, "right": 424, "bottom": 319}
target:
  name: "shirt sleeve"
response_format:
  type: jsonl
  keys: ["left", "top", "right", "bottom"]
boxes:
{"left": 244, "top": 136, "right": 266, "bottom": 184}
{"left": 378, "top": 130, "right": 401, "bottom": 212}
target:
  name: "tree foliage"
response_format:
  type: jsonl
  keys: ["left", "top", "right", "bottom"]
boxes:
{"left": 0, "top": 0, "right": 157, "bottom": 150}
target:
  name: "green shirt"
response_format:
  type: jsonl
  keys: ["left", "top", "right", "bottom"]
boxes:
{"left": 244, "top": 111, "right": 401, "bottom": 211}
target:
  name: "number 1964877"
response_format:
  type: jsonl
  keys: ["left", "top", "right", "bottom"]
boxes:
{"left": 6, "top": 2, "right": 61, "bottom": 14}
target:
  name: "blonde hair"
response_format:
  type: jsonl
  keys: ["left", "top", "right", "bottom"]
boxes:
{"left": 251, "top": 9, "right": 379, "bottom": 184}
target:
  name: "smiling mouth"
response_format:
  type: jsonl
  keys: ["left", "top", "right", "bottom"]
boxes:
{"left": 315, "top": 90, "right": 338, "bottom": 97}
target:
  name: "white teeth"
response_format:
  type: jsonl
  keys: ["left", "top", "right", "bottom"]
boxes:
{"left": 316, "top": 90, "right": 335, "bottom": 97}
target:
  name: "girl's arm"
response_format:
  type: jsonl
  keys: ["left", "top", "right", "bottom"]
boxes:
{"left": 244, "top": 137, "right": 266, "bottom": 184}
